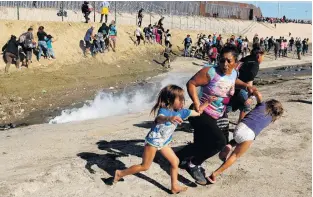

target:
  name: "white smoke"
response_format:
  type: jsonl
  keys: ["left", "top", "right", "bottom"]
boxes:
{"left": 49, "top": 72, "right": 192, "bottom": 124}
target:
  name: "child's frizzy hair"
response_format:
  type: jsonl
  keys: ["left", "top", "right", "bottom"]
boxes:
{"left": 265, "top": 99, "right": 284, "bottom": 122}
{"left": 150, "top": 85, "right": 185, "bottom": 116}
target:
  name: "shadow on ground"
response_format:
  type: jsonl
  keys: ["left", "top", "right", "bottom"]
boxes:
{"left": 77, "top": 139, "right": 197, "bottom": 194}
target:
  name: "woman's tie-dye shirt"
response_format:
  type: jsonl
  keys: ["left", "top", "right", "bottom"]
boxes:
{"left": 199, "top": 64, "right": 237, "bottom": 119}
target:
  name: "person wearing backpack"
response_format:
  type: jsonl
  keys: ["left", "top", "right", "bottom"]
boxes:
{"left": 19, "top": 27, "right": 35, "bottom": 67}
{"left": 81, "top": 1, "right": 92, "bottom": 23}
{"left": 2, "top": 35, "right": 20, "bottom": 73}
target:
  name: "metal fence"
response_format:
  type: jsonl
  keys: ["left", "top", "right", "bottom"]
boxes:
{"left": 0, "top": 1, "right": 200, "bottom": 16}
{"left": 0, "top": 1, "right": 258, "bottom": 34}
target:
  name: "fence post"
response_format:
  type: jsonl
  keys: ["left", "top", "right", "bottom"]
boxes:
{"left": 17, "top": 2, "right": 20, "bottom": 20}
{"left": 114, "top": 1, "right": 117, "bottom": 24}
{"left": 61, "top": 1, "right": 64, "bottom": 22}
{"left": 93, "top": 1, "right": 95, "bottom": 22}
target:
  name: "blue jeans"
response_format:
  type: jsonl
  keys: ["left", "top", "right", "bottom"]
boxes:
{"left": 184, "top": 44, "right": 190, "bottom": 56}
{"left": 38, "top": 41, "right": 48, "bottom": 60}
{"left": 48, "top": 48, "right": 55, "bottom": 58}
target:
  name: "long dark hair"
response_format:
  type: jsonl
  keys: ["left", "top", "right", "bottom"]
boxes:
{"left": 150, "top": 85, "right": 185, "bottom": 116}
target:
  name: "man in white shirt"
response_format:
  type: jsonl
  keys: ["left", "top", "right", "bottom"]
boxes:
{"left": 100, "top": 1, "right": 110, "bottom": 23}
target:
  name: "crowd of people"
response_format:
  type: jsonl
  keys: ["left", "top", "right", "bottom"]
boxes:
{"left": 113, "top": 42, "right": 284, "bottom": 193}
{"left": 2, "top": 26, "right": 57, "bottom": 73}
{"left": 181, "top": 32, "right": 310, "bottom": 64}
{"left": 256, "top": 15, "right": 312, "bottom": 24}
{"left": 83, "top": 20, "right": 117, "bottom": 56}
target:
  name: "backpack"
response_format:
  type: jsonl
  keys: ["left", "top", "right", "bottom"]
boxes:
{"left": 19, "top": 33, "right": 33, "bottom": 48}
{"left": 88, "top": 4, "right": 93, "bottom": 12}
{"left": 185, "top": 37, "right": 191, "bottom": 44}
{"left": 18, "top": 33, "right": 26, "bottom": 44}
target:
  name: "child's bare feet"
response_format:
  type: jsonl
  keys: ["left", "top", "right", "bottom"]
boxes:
{"left": 206, "top": 173, "right": 217, "bottom": 184}
{"left": 171, "top": 185, "right": 188, "bottom": 194}
{"left": 113, "top": 170, "right": 122, "bottom": 183}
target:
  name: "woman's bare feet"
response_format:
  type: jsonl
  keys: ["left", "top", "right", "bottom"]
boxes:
{"left": 171, "top": 185, "right": 188, "bottom": 194}
{"left": 113, "top": 170, "right": 122, "bottom": 183}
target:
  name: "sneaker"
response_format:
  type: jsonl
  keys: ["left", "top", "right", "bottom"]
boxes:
{"left": 178, "top": 159, "right": 188, "bottom": 169}
{"left": 186, "top": 165, "right": 207, "bottom": 185}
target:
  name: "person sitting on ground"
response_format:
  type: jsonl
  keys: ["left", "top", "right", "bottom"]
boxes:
{"left": 113, "top": 85, "right": 208, "bottom": 194}
{"left": 182, "top": 35, "right": 192, "bottom": 57}
{"left": 84, "top": 25, "right": 95, "bottom": 56}
{"left": 2, "top": 35, "right": 20, "bottom": 73}
{"left": 108, "top": 20, "right": 117, "bottom": 52}
{"left": 19, "top": 27, "right": 35, "bottom": 67}
{"left": 208, "top": 91, "right": 284, "bottom": 183}
{"left": 227, "top": 44, "right": 265, "bottom": 122}
{"left": 45, "top": 35, "right": 57, "bottom": 59}
{"left": 81, "top": 1, "right": 92, "bottom": 23}
{"left": 137, "top": 8, "right": 144, "bottom": 27}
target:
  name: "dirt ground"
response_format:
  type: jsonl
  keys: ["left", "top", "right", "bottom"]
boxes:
{"left": 0, "top": 49, "right": 173, "bottom": 125}
{"left": 0, "top": 57, "right": 311, "bottom": 197}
